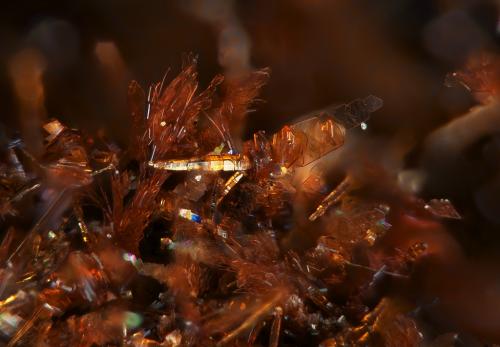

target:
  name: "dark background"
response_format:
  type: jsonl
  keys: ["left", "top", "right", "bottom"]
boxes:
{"left": 0, "top": 0, "right": 496, "bottom": 138}
{"left": 1, "top": 0, "right": 500, "bottom": 344}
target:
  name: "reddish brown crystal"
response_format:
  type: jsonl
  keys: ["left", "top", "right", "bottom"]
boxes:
{"left": 0, "top": 56, "right": 443, "bottom": 347}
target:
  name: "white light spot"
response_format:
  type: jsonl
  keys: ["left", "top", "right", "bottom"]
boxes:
{"left": 360, "top": 122, "right": 368, "bottom": 130}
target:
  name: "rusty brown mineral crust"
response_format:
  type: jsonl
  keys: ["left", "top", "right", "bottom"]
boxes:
{"left": 0, "top": 56, "right": 461, "bottom": 347}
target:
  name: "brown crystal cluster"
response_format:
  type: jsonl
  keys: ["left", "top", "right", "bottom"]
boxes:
{"left": 0, "top": 56, "right": 461, "bottom": 346}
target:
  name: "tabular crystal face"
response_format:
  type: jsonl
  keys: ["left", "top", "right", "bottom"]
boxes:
{"left": 289, "top": 114, "right": 346, "bottom": 167}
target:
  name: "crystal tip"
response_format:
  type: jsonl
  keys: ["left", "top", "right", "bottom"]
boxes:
{"left": 363, "top": 95, "right": 383, "bottom": 113}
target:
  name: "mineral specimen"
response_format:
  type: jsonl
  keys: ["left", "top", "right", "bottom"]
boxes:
{"left": 0, "top": 56, "right": 441, "bottom": 347}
